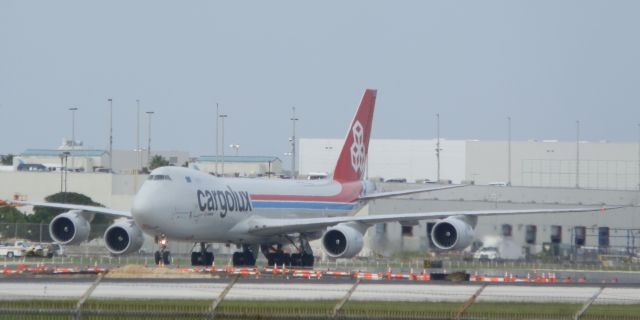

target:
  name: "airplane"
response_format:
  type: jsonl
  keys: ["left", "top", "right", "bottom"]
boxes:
{"left": 4, "top": 89, "right": 619, "bottom": 267}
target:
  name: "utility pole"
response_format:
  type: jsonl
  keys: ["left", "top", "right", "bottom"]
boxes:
{"left": 108, "top": 99, "right": 113, "bottom": 171}
{"left": 220, "top": 114, "right": 228, "bottom": 176}
{"left": 436, "top": 113, "right": 441, "bottom": 182}
{"left": 290, "top": 107, "right": 299, "bottom": 179}
{"left": 146, "top": 111, "right": 154, "bottom": 165}
{"left": 576, "top": 120, "right": 580, "bottom": 189}
{"left": 508, "top": 116, "right": 512, "bottom": 186}
{"left": 637, "top": 123, "right": 640, "bottom": 191}
{"left": 215, "top": 103, "right": 219, "bottom": 176}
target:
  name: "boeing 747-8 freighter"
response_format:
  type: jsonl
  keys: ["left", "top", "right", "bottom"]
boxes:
{"left": 4, "top": 89, "right": 616, "bottom": 267}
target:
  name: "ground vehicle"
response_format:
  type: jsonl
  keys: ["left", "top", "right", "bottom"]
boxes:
{"left": 25, "top": 243, "right": 62, "bottom": 258}
{"left": 473, "top": 247, "right": 499, "bottom": 261}
{"left": 0, "top": 241, "right": 29, "bottom": 258}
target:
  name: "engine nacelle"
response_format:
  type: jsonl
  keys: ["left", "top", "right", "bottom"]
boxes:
{"left": 49, "top": 210, "right": 91, "bottom": 245}
{"left": 104, "top": 220, "right": 144, "bottom": 255}
{"left": 430, "top": 216, "right": 475, "bottom": 250}
{"left": 322, "top": 224, "right": 364, "bottom": 259}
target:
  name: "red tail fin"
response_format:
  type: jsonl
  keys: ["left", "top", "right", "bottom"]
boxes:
{"left": 333, "top": 89, "right": 377, "bottom": 182}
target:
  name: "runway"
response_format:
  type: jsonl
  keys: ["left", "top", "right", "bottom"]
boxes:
{"left": 1, "top": 277, "right": 639, "bottom": 304}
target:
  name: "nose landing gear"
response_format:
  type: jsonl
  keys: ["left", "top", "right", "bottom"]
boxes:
{"left": 154, "top": 235, "right": 171, "bottom": 265}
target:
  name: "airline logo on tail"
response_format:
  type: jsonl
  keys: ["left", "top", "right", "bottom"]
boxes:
{"left": 350, "top": 121, "right": 366, "bottom": 175}
{"left": 333, "top": 89, "right": 376, "bottom": 183}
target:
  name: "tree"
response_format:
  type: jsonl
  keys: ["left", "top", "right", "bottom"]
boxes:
{"left": 0, "top": 154, "right": 13, "bottom": 166}
{"left": 0, "top": 206, "right": 28, "bottom": 223}
{"left": 31, "top": 192, "right": 114, "bottom": 241}
{"left": 149, "top": 155, "right": 170, "bottom": 170}
{"left": 0, "top": 206, "right": 34, "bottom": 241}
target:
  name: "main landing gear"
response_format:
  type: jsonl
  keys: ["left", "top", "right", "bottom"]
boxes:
{"left": 232, "top": 244, "right": 257, "bottom": 266}
{"left": 154, "top": 235, "right": 171, "bottom": 265}
{"left": 260, "top": 238, "right": 314, "bottom": 268}
{"left": 191, "top": 242, "right": 214, "bottom": 266}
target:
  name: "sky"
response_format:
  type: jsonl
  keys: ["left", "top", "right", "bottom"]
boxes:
{"left": 1, "top": 1, "right": 639, "bottom": 160}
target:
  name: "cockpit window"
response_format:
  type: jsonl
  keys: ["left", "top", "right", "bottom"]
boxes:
{"left": 148, "top": 174, "right": 172, "bottom": 181}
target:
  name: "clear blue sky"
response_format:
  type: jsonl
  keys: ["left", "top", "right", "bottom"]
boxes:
{"left": 1, "top": 1, "right": 639, "bottom": 157}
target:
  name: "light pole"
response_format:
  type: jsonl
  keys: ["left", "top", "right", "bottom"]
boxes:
{"left": 69, "top": 107, "right": 78, "bottom": 147}
{"left": 576, "top": 120, "right": 580, "bottom": 189}
{"left": 283, "top": 152, "right": 292, "bottom": 178}
{"left": 637, "top": 123, "right": 640, "bottom": 191}
{"left": 436, "top": 113, "right": 441, "bottom": 182}
{"left": 290, "top": 107, "right": 299, "bottom": 179}
{"left": 146, "top": 111, "right": 154, "bottom": 165}
{"left": 59, "top": 154, "right": 64, "bottom": 192}
{"left": 136, "top": 100, "right": 141, "bottom": 173}
{"left": 215, "top": 103, "right": 219, "bottom": 176}
{"left": 108, "top": 99, "right": 113, "bottom": 171}
{"left": 230, "top": 144, "right": 240, "bottom": 156}
{"left": 219, "top": 114, "right": 227, "bottom": 176}
{"left": 62, "top": 151, "right": 70, "bottom": 201}
{"left": 69, "top": 107, "right": 78, "bottom": 170}
{"left": 507, "top": 116, "right": 511, "bottom": 186}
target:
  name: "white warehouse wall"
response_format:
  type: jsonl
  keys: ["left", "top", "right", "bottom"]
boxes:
{"left": 299, "top": 138, "right": 466, "bottom": 183}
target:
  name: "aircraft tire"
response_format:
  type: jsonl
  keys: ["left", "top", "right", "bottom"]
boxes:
{"left": 191, "top": 252, "right": 202, "bottom": 266}
{"left": 162, "top": 251, "right": 171, "bottom": 265}
{"left": 301, "top": 253, "right": 314, "bottom": 267}
{"left": 232, "top": 252, "right": 244, "bottom": 266}
{"left": 154, "top": 251, "right": 161, "bottom": 265}
{"left": 291, "top": 253, "right": 302, "bottom": 267}
{"left": 243, "top": 251, "right": 256, "bottom": 266}
{"left": 204, "top": 252, "right": 214, "bottom": 266}
{"left": 267, "top": 254, "right": 275, "bottom": 266}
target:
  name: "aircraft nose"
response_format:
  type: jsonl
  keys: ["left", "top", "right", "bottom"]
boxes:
{"left": 131, "top": 193, "right": 153, "bottom": 226}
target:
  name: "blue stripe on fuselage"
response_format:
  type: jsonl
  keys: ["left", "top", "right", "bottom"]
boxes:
{"left": 252, "top": 201, "right": 356, "bottom": 210}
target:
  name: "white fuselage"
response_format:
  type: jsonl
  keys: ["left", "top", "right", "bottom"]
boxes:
{"left": 131, "top": 167, "right": 368, "bottom": 244}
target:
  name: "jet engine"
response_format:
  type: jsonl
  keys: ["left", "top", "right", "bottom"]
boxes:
{"left": 49, "top": 210, "right": 91, "bottom": 245}
{"left": 322, "top": 224, "right": 364, "bottom": 259}
{"left": 430, "top": 216, "right": 475, "bottom": 250}
{"left": 104, "top": 220, "right": 144, "bottom": 255}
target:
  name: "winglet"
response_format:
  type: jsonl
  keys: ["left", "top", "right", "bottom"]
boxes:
{"left": 333, "top": 89, "right": 377, "bottom": 182}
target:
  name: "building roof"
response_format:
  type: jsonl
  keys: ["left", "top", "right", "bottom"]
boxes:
{"left": 197, "top": 155, "right": 281, "bottom": 163}
{"left": 20, "top": 149, "right": 108, "bottom": 157}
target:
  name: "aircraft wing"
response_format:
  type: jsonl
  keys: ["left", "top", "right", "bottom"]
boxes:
{"left": 241, "top": 206, "right": 622, "bottom": 237}
{"left": 359, "top": 184, "right": 465, "bottom": 201}
{"left": 5, "top": 200, "right": 132, "bottom": 218}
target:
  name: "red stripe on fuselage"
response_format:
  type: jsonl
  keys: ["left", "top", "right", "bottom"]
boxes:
{"left": 250, "top": 182, "right": 363, "bottom": 203}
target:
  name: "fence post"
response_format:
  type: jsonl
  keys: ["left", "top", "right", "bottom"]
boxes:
{"left": 455, "top": 283, "right": 487, "bottom": 320}
{"left": 208, "top": 274, "right": 239, "bottom": 320}
{"left": 74, "top": 271, "right": 107, "bottom": 320}
{"left": 332, "top": 278, "right": 360, "bottom": 318}
{"left": 574, "top": 285, "right": 605, "bottom": 320}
